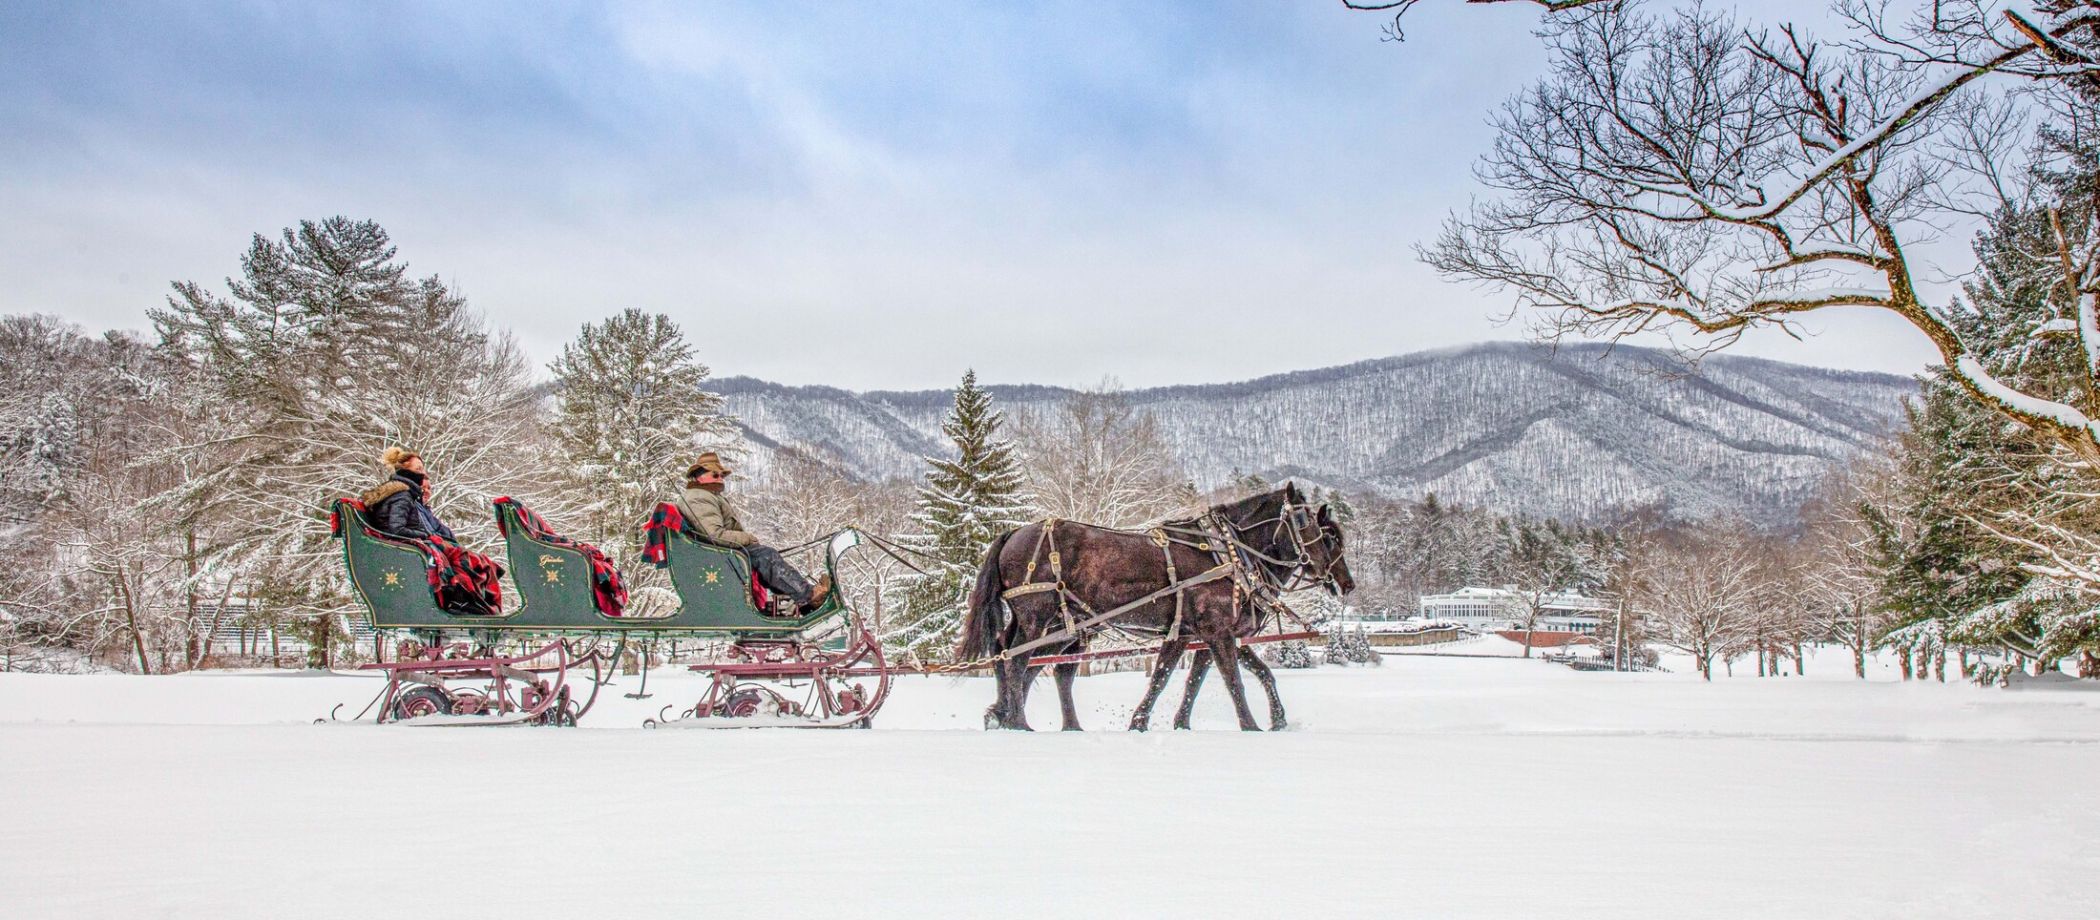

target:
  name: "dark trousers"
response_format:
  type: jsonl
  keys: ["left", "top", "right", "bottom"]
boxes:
{"left": 745, "top": 545, "right": 814, "bottom": 605}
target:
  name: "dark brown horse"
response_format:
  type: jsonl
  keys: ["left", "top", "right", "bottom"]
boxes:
{"left": 959, "top": 484, "right": 1354, "bottom": 731}
{"left": 1168, "top": 513, "right": 1352, "bottom": 730}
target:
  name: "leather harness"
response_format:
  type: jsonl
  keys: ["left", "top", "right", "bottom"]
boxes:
{"left": 994, "top": 501, "right": 1330, "bottom": 658}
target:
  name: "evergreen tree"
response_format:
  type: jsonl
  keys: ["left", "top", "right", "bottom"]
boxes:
{"left": 548, "top": 309, "right": 733, "bottom": 580}
{"left": 890, "top": 370, "right": 1033, "bottom": 661}
{"left": 1263, "top": 639, "right": 1316, "bottom": 669}
{"left": 1864, "top": 383, "right": 2034, "bottom": 647}
{"left": 1323, "top": 624, "right": 1381, "bottom": 667}
{"left": 1863, "top": 141, "right": 2100, "bottom": 673}
{"left": 149, "top": 217, "right": 541, "bottom": 664}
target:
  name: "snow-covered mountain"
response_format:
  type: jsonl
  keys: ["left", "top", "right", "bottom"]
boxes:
{"left": 715, "top": 341, "right": 1916, "bottom": 524}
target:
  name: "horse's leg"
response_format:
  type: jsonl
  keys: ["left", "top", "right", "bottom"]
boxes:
{"left": 1239, "top": 646, "right": 1287, "bottom": 730}
{"left": 1210, "top": 636, "right": 1261, "bottom": 731}
{"left": 1016, "top": 656, "right": 1048, "bottom": 730}
{"left": 1173, "top": 649, "right": 1213, "bottom": 730}
{"left": 1128, "top": 639, "right": 1188, "bottom": 732}
{"left": 983, "top": 654, "right": 1010, "bottom": 729}
{"left": 989, "top": 655, "right": 1034, "bottom": 731}
{"left": 1054, "top": 660, "right": 1082, "bottom": 731}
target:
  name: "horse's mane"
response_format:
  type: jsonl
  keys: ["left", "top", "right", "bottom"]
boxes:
{"left": 1184, "top": 482, "right": 1301, "bottom": 529}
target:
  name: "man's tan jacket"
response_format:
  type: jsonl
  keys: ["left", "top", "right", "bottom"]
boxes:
{"left": 674, "top": 486, "right": 760, "bottom": 548}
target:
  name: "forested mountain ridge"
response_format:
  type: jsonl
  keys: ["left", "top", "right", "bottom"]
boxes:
{"left": 715, "top": 342, "right": 1915, "bottom": 524}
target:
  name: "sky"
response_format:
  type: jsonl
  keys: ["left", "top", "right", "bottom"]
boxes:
{"left": 0, "top": 0, "right": 1945, "bottom": 391}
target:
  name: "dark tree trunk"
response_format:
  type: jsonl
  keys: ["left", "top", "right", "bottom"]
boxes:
{"left": 182, "top": 531, "right": 199, "bottom": 672}
{"left": 113, "top": 567, "right": 152, "bottom": 675}
{"left": 308, "top": 615, "right": 333, "bottom": 669}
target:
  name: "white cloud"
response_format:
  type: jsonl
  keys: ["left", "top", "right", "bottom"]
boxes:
{"left": 0, "top": 0, "right": 1940, "bottom": 391}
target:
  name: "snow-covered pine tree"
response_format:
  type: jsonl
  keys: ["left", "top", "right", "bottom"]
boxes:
{"left": 1264, "top": 639, "right": 1316, "bottom": 669}
{"left": 149, "top": 218, "right": 542, "bottom": 665}
{"left": 547, "top": 309, "right": 734, "bottom": 581}
{"left": 1322, "top": 625, "right": 1380, "bottom": 667}
{"left": 889, "top": 370, "right": 1033, "bottom": 661}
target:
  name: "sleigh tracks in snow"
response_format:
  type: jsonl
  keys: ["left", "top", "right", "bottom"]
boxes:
{"left": 326, "top": 495, "right": 891, "bottom": 729}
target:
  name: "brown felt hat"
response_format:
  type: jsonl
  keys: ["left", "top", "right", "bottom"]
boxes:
{"left": 686, "top": 451, "right": 733, "bottom": 478}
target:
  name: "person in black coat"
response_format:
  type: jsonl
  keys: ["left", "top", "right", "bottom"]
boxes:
{"left": 362, "top": 447, "right": 503, "bottom": 615}
{"left": 361, "top": 447, "right": 458, "bottom": 542}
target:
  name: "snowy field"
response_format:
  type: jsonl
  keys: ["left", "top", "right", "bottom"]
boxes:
{"left": 3, "top": 647, "right": 2098, "bottom": 919}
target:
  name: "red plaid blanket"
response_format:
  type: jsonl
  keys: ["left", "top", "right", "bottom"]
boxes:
{"left": 495, "top": 497, "right": 627, "bottom": 617}
{"left": 425, "top": 535, "right": 504, "bottom": 615}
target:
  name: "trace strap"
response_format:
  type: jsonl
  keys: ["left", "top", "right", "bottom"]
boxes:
{"left": 997, "top": 563, "right": 1234, "bottom": 661}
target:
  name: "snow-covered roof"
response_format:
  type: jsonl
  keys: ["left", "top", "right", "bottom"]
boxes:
{"left": 1419, "top": 586, "right": 1612, "bottom": 612}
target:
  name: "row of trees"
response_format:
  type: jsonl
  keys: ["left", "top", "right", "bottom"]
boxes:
{"left": 0, "top": 223, "right": 1937, "bottom": 677}
{"left": 0, "top": 217, "right": 1211, "bottom": 671}
{"left": 0, "top": 220, "right": 700, "bottom": 669}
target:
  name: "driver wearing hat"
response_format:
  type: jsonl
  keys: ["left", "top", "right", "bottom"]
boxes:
{"left": 674, "top": 452, "right": 832, "bottom": 613}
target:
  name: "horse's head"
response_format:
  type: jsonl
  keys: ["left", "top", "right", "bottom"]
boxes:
{"left": 1278, "top": 499, "right": 1353, "bottom": 597}
{"left": 1308, "top": 504, "right": 1355, "bottom": 597}
{"left": 1219, "top": 484, "right": 1354, "bottom": 596}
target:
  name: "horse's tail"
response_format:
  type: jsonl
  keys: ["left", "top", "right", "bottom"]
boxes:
{"left": 958, "top": 528, "right": 1018, "bottom": 662}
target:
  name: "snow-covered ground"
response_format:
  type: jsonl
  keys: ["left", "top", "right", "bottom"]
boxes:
{"left": 3, "top": 648, "right": 2097, "bottom": 919}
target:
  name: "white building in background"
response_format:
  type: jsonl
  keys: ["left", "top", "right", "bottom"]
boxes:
{"left": 1417, "top": 586, "right": 1613, "bottom": 634}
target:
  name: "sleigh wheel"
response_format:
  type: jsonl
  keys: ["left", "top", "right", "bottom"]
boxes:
{"left": 719, "top": 686, "right": 782, "bottom": 718}
{"left": 390, "top": 687, "right": 453, "bottom": 721}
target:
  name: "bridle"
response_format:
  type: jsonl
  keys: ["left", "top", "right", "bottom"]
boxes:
{"left": 1213, "top": 498, "right": 1345, "bottom": 595}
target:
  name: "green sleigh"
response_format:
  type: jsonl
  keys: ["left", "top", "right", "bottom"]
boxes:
{"left": 331, "top": 497, "right": 852, "bottom": 638}
{"left": 327, "top": 497, "right": 889, "bottom": 728}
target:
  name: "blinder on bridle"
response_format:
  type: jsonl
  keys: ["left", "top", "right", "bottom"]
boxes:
{"left": 1271, "top": 500, "right": 1346, "bottom": 595}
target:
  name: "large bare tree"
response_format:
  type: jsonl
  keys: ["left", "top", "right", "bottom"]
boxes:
{"left": 1798, "top": 459, "right": 1896, "bottom": 679}
{"left": 1424, "top": 1, "right": 2100, "bottom": 454}
{"left": 1638, "top": 521, "right": 1767, "bottom": 679}
{"left": 1012, "top": 382, "right": 1187, "bottom": 529}
{"left": 1343, "top": 0, "right": 1614, "bottom": 41}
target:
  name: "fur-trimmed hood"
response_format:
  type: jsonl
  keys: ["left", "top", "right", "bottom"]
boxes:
{"left": 361, "top": 480, "right": 410, "bottom": 506}
{"left": 361, "top": 469, "right": 454, "bottom": 543}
